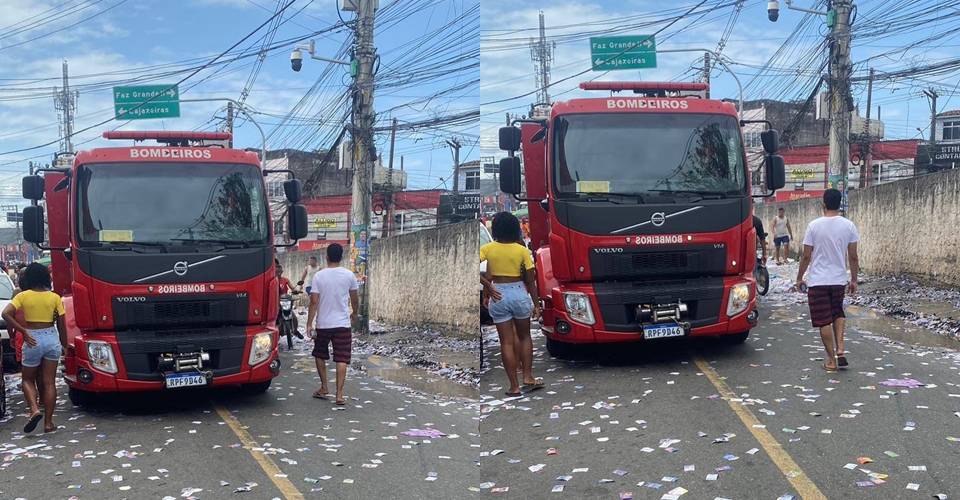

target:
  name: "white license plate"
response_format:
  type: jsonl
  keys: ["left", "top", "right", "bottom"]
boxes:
{"left": 642, "top": 324, "right": 685, "bottom": 340}
{"left": 165, "top": 373, "right": 207, "bottom": 389}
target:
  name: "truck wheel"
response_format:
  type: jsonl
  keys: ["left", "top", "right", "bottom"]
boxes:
{"left": 546, "top": 338, "right": 574, "bottom": 359}
{"left": 68, "top": 387, "right": 89, "bottom": 407}
{"left": 242, "top": 380, "right": 272, "bottom": 394}
{"left": 725, "top": 331, "right": 750, "bottom": 344}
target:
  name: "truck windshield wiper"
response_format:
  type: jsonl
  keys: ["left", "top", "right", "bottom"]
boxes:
{"left": 645, "top": 189, "right": 734, "bottom": 200}
{"left": 568, "top": 192, "right": 646, "bottom": 204}
{"left": 99, "top": 241, "right": 168, "bottom": 253}
{"left": 170, "top": 238, "right": 251, "bottom": 249}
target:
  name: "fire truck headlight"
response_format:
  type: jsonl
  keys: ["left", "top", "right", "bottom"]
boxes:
{"left": 727, "top": 283, "right": 751, "bottom": 317}
{"left": 563, "top": 292, "right": 595, "bottom": 326}
{"left": 249, "top": 332, "right": 273, "bottom": 366}
{"left": 86, "top": 341, "right": 117, "bottom": 374}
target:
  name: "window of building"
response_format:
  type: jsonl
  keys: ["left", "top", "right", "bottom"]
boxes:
{"left": 267, "top": 180, "right": 285, "bottom": 198}
{"left": 943, "top": 121, "right": 960, "bottom": 141}
{"left": 465, "top": 171, "right": 480, "bottom": 191}
{"left": 743, "top": 131, "right": 763, "bottom": 149}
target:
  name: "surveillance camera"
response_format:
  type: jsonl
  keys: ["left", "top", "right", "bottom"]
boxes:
{"left": 290, "top": 49, "right": 303, "bottom": 72}
{"left": 767, "top": 0, "right": 780, "bottom": 21}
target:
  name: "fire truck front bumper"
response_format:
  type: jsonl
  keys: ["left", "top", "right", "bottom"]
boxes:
{"left": 63, "top": 326, "right": 281, "bottom": 393}
{"left": 542, "top": 277, "right": 759, "bottom": 344}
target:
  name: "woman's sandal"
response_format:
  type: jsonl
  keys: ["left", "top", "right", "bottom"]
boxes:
{"left": 23, "top": 413, "right": 42, "bottom": 434}
{"left": 504, "top": 391, "right": 522, "bottom": 397}
{"left": 522, "top": 378, "right": 545, "bottom": 392}
{"left": 822, "top": 362, "right": 838, "bottom": 372}
{"left": 335, "top": 399, "right": 346, "bottom": 406}
{"left": 312, "top": 390, "right": 329, "bottom": 399}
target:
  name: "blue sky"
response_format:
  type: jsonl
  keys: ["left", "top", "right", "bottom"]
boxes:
{"left": 481, "top": 0, "right": 960, "bottom": 156}
{"left": 0, "top": 0, "right": 479, "bottom": 213}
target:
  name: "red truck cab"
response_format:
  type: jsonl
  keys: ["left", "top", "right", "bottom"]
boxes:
{"left": 498, "top": 82, "right": 785, "bottom": 357}
{"left": 20, "top": 131, "right": 308, "bottom": 404}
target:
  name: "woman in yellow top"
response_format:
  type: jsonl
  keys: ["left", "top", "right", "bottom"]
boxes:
{"left": 2, "top": 263, "right": 67, "bottom": 434}
{"left": 480, "top": 212, "right": 542, "bottom": 397}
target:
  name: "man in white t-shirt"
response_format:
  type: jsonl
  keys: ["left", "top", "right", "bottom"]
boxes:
{"left": 305, "top": 243, "right": 359, "bottom": 405}
{"left": 795, "top": 189, "right": 860, "bottom": 372}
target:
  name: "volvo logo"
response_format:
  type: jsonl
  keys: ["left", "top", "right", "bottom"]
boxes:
{"left": 651, "top": 212, "right": 666, "bottom": 227}
{"left": 593, "top": 247, "right": 624, "bottom": 254}
{"left": 115, "top": 296, "right": 147, "bottom": 302}
{"left": 173, "top": 261, "right": 189, "bottom": 276}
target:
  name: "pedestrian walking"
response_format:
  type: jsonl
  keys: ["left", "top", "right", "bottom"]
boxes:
{"left": 795, "top": 189, "right": 860, "bottom": 371}
{"left": 771, "top": 207, "right": 794, "bottom": 264}
{"left": 480, "top": 212, "right": 542, "bottom": 397}
{"left": 298, "top": 255, "right": 321, "bottom": 311}
{"left": 1, "top": 263, "right": 66, "bottom": 433}
{"left": 305, "top": 244, "right": 359, "bottom": 406}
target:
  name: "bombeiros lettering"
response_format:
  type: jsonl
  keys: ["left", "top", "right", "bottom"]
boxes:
{"left": 130, "top": 149, "right": 212, "bottom": 159}
{"left": 636, "top": 234, "right": 685, "bottom": 245}
{"left": 157, "top": 284, "right": 208, "bottom": 294}
{"left": 606, "top": 99, "right": 689, "bottom": 110}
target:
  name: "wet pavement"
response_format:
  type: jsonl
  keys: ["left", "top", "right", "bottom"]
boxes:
{"left": 1, "top": 327, "right": 479, "bottom": 499}
{"left": 479, "top": 263, "right": 960, "bottom": 498}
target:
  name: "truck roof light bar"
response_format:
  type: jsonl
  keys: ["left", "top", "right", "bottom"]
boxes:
{"left": 580, "top": 81, "right": 708, "bottom": 98}
{"left": 102, "top": 130, "right": 232, "bottom": 146}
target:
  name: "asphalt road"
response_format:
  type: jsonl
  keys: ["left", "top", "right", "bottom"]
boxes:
{"left": 1, "top": 335, "right": 479, "bottom": 499}
{"left": 479, "top": 267, "right": 960, "bottom": 499}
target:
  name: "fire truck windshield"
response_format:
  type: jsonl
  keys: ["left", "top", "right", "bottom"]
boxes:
{"left": 554, "top": 113, "right": 746, "bottom": 198}
{"left": 76, "top": 162, "right": 270, "bottom": 247}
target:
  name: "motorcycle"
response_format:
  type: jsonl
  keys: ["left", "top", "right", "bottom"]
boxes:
{"left": 278, "top": 291, "right": 303, "bottom": 350}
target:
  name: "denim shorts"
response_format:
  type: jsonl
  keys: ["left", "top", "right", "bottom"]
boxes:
{"left": 487, "top": 281, "right": 533, "bottom": 324}
{"left": 21, "top": 326, "right": 61, "bottom": 368}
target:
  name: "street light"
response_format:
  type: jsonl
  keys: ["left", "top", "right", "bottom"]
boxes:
{"left": 290, "top": 39, "right": 351, "bottom": 72}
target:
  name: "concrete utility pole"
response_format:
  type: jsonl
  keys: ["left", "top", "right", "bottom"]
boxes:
{"left": 827, "top": 0, "right": 854, "bottom": 192}
{"left": 225, "top": 101, "right": 234, "bottom": 148}
{"left": 383, "top": 117, "right": 397, "bottom": 239}
{"left": 703, "top": 52, "right": 711, "bottom": 99}
{"left": 53, "top": 60, "right": 78, "bottom": 153}
{"left": 924, "top": 88, "right": 939, "bottom": 169}
{"left": 447, "top": 138, "right": 462, "bottom": 193}
{"left": 349, "top": 0, "right": 378, "bottom": 336}
{"left": 529, "top": 11, "right": 556, "bottom": 107}
{"left": 860, "top": 67, "right": 874, "bottom": 188}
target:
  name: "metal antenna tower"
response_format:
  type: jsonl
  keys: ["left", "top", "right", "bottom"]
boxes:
{"left": 529, "top": 11, "right": 556, "bottom": 108}
{"left": 53, "top": 60, "right": 79, "bottom": 153}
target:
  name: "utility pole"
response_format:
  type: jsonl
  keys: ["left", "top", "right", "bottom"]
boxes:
{"left": 347, "top": 0, "right": 378, "bottom": 336}
{"left": 529, "top": 10, "right": 555, "bottom": 111}
{"left": 225, "top": 101, "right": 234, "bottom": 148}
{"left": 827, "top": 0, "right": 854, "bottom": 192}
{"left": 53, "top": 60, "right": 78, "bottom": 153}
{"left": 703, "top": 52, "right": 711, "bottom": 99}
{"left": 383, "top": 117, "right": 397, "bottom": 239}
{"left": 924, "top": 88, "right": 939, "bottom": 171}
{"left": 860, "top": 67, "right": 874, "bottom": 188}
{"left": 447, "top": 138, "right": 462, "bottom": 193}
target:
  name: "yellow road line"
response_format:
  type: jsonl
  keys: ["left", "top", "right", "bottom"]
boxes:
{"left": 215, "top": 405, "right": 305, "bottom": 500}
{"left": 694, "top": 357, "right": 826, "bottom": 500}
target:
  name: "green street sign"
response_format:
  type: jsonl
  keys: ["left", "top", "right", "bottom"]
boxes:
{"left": 114, "top": 101, "right": 181, "bottom": 120}
{"left": 113, "top": 84, "right": 180, "bottom": 120}
{"left": 590, "top": 35, "right": 657, "bottom": 71}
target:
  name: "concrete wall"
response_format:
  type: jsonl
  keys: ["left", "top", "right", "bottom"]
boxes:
{"left": 756, "top": 169, "right": 960, "bottom": 286}
{"left": 368, "top": 220, "right": 480, "bottom": 337}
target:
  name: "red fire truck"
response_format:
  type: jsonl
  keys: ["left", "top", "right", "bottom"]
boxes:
{"left": 20, "top": 131, "right": 308, "bottom": 405}
{"left": 498, "top": 82, "right": 785, "bottom": 357}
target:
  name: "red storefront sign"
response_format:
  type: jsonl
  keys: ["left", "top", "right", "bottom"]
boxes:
{"left": 775, "top": 189, "right": 825, "bottom": 202}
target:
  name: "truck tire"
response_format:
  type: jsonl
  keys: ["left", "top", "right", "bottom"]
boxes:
{"left": 546, "top": 338, "right": 575, "bottom": 359}
{"left": 242, "top": 380, "right": 272, "bottom": 394}
{"left": 725, "top": 331, "right": 750, "bottom": 344}
{"left": 68, "top": 387, "right": 89, "bottom": 407}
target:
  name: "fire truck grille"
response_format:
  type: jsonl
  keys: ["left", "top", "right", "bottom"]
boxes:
{"left": 593, "top": 278, "right": 725, "bottom": 332}
{"left": 590, "top": 244, "right": 726, "bottom": 280}
{"left": 112, "top": 293, "right": 249, "bottom": 330}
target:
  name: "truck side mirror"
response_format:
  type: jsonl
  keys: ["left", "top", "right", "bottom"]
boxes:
{"left": 765, "top": 154, "right": 786, "bottom": 191}
{"left": 283, "top": 178, "right": 302, "bottom": 203}
{"left": 499, "top": 157, "right": 522, "bottom": 194}
{"left": 761, "top": 129, "right": 780, "bottom": 154}
{"left": 22, "top": 206, "right": 45, "bottom": 244}
{"left": 22, "top": 175, "right": 44, "bottom": 200}
{"left": 288, "top": 204, "right": 308, "bottom": 240}
{"left": 499, "top": 126, "right": 521, "bottom": 152}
